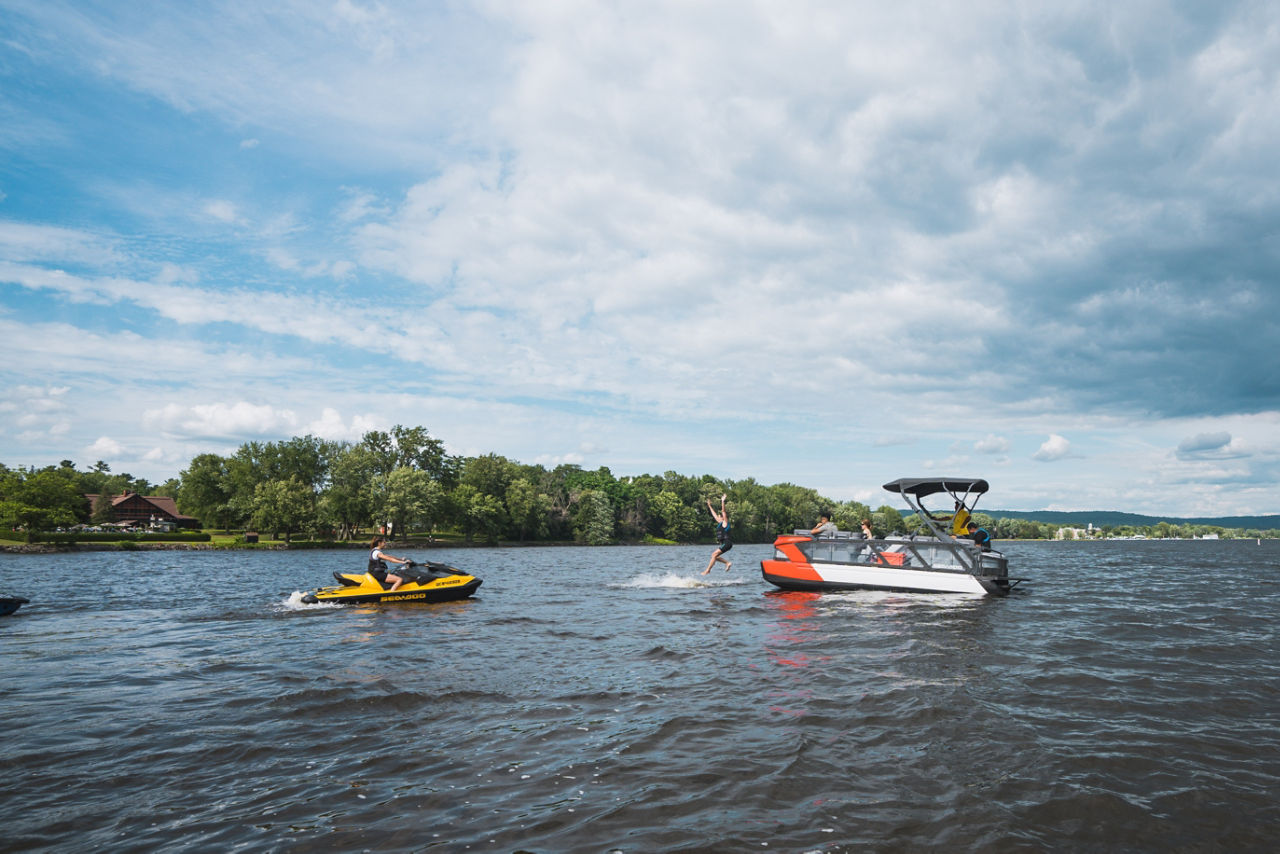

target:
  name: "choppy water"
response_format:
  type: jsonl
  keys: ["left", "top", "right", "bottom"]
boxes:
{"left": 2, "top": 540, "right": 1278, "bottom": 852}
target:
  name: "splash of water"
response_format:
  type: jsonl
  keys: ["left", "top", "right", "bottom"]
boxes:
{"left": 617, "top": 572, "right": 745, "bottom": 589}
{"left": 276, "top": 591, "right": 340, "bottom": 611}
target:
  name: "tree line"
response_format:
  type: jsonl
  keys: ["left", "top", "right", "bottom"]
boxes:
{"left": 170, "top": 426, "right": 908, "bottom": 544}
{"left": 3, "top": 426, "right": 1278, "bottom": 544}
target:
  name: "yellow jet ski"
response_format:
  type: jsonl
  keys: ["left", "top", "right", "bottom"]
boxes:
{"left": 302, "top": 560, "right": 481, "bottom": 605}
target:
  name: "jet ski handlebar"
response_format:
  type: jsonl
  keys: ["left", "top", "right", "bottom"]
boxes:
{"left": 401, "top": 559, "right": 468, "bottom": 577}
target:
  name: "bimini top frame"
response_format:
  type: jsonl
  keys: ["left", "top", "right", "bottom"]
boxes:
{"left": 882, "top": 477, "right": 988, "bottom": 543}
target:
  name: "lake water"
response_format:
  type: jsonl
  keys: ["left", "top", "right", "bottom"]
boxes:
{"left": 2, "top": 540, "right": 1278, "bottom": 852}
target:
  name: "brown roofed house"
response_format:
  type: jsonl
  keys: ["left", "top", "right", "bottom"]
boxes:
{"left": 84, "top": 492, "right": 201, "bottom": 530}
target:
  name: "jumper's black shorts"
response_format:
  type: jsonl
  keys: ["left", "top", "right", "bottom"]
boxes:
{"left": 717, "top": 539, "right": 733, "bottom": 554}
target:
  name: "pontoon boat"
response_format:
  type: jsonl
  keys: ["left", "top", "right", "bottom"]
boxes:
{"left": 761, "top": 478, "right": 1023, "bottom": 596}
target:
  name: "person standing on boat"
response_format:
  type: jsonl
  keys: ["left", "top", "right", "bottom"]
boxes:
{"left": 369, "top": 536, "right": 412, "bottom": 591}
{"left": 860, "top": 518, "right": 874, "bottom": 540}
{"left": 811, "top": 512, "right": 837, "bottom": 537}
{"left": 930, "top": 500, "right": 970, "bottom": 537}
{"left": 702, "top": 494, "right": 733, "bottom": 575}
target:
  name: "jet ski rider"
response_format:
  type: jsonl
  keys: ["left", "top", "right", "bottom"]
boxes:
{"left": 369, "top": 536, "right": 412, "bottom": 591}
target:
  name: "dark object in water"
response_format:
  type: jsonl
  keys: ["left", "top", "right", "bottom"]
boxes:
{"left": 0, "top": 593, "right": 30, "bottom": 616}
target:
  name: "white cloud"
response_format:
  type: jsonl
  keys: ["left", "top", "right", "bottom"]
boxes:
{"left": 337, "top": 189, "right": 388, "bottom": 223}
{"left": 0, "top": 261, "right": 404, "bottom": 359}
{"left": 0, "top": 221, "right": 120, "bottom": 266}
{"left": 0, "top": 385, "right": 73, "bottom": 447}
{"left": 0, "top": 316, "right": 312, "bottom": 384}
{"left": 1033, "top": 434, "right": 1073, "bottom": 462}
{"left": 265, "top": 247, "right": 299, "bottom": 270}
{"left": 1175, "top": 431, "right": 1248, "bottom": 461}
{"left": 1176, "top": 431, "right": 1230, "bottom": 454}
{"left": 239, "top": 138, "right": 259, "bottom": 149}
{"left": 0, "top": 384, "right": 70, "bottom": 414}
{"left": 533, "top": 452, "right": 585, "bottom": 467}
{"left": 303, "top": 408, "right": 381, "bottom": 442}
{"left": 202, "top": 199, "right": 240, "bottom": 224}
{"left": 143, "top": 401, "right": 300, "bottom": 439}
{"left": 87, "top": 436, "right": 125, "bottom": 457}
{"left": 975, "top": 434, "right": 1011, "bottom": 454}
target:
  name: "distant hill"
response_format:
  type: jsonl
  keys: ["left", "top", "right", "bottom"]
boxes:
{"left": 985, "top": 510, "right": 1280, "bottom": 529}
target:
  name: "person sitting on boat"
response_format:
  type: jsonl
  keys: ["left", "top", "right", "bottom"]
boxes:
{"left": 702, "top": 494, "right": 733, "bottom": 575}
{"left": 369, "top": 536, "right": 412, "bottom": 591}
{"left": 966, "top": 522, "right": 992, "bottom": 550}
{"left": 811, "top": 512, "right": 837, "bottom": 537}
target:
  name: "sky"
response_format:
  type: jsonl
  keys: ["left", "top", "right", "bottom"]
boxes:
{"left": 1, "top": 0, "right": 1278, "bottom": 517}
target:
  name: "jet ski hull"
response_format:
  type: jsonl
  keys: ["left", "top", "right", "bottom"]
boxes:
{"left": 1, "top": 595, "right": 29, "bottom": 616}
{"left": 302, "top": 565, "right": 482, "bottom": 605}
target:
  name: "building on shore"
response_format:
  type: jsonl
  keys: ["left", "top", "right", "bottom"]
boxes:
{"left": 84, "top": 492, "right": 201, "bottom": 531}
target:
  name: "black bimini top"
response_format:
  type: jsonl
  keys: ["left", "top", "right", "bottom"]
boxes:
{"left": 882, "top": 478, "right": 989, "bottom": 497}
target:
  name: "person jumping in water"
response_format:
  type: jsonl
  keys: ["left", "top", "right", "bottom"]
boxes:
{"left": 702, "top": 493, "right": 733, "bottom": 575}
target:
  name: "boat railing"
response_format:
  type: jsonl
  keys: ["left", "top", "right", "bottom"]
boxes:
{"left": 786, "top": 530, "right": 1005, "bottom": 577}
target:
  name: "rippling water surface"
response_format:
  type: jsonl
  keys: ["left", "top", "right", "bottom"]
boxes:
{"left": 2, "top": 540, "right": 1278, "bottom": 852}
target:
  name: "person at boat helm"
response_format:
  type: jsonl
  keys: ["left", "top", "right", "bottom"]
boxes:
{"left": 930, "top": 500, "right": 971, "bottom": 536}
{"left": 966, "top": 522, "right": 992, "bottom": 550}
{"left": 368, "top": 536, "right": 412, "bottom": 591}
{"left": 811, "top": 512, "right": 837, "bottom": 537}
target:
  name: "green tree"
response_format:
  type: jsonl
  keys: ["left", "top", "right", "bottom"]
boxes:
{"left": 651, "top": 489, "right": 698, "bottom": 542}
{"left": 871, "top": 505, "right": 905, "bottom": 535}
{"left": 466, "top": 489, "right": 506, "bottom": 545}
{"left": 276, "top": 435, "right": 334, "bottom": 492}
{"left": 772, "top": 483, "right": 824, "bottom": 533}
{"left": 447, "top": 484, "right": 506, "bottom": 544}
{"left": 461, "top": 453, "right": 515, "bottom": 498}
{"left": 382, "top": 467, "right": 443, "bottom": 540}
{"left": 571, "top": 488, "right": 615, "bottom": 545}
{"left": 320, "top": 444, "right": 379, "bottom": 540}
{"left": 179, "top": 453, "right": 233, "bottom": 531}
{"left": 0, "top": 468, "right": 89, "bottom": 540}
{"left": 832, "top": 499, "right": 873, "bottom": 532}
{"left": 505, "top": 477, "right": 551, "bottom": 542}
{"left": 726, "top": 496, "right": 761, "bottom": 542}
{"left": 251, "top": 477, "right": 313, "bottom": 543}
{"left": 360, "top": 425, "right": 457, "bottom": 485}
{"left": 393, "top": 425, "right": 456, "bottom": 483}
{"left": 89, "top": 492, "right": 116, "bottom": 525}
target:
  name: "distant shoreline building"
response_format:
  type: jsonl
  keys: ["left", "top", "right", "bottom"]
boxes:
{"left": 84, "top": 492, "right": 201, "bottom": 530}
{"left": 1056, "top": 523, "right": 1094, "bottom": 540}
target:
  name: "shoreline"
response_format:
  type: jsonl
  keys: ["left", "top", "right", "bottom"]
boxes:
{"left": 0, "top": 539, "right": 639, "bottom": 554}
{"left": 3, "top": 535, "right": 1269, "bottom": 555}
